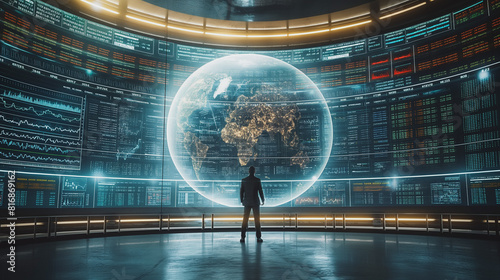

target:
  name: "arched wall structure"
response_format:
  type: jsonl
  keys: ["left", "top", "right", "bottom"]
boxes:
{"left": 0, "top": 0, "right": 500, "bottom": 222}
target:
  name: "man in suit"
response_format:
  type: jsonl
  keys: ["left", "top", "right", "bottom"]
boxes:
{"left": 240, "top": 165, "right": 265, "bottom": 243}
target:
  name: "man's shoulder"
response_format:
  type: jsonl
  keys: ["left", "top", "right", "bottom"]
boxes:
{"left": 242, "top": 175, "right": 260, "bottom": 181}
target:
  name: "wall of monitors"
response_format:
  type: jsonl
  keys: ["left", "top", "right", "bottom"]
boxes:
{"left": 1, "top": 0, "right": 500, "bottom": 208}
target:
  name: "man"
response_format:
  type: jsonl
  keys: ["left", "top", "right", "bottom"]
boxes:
{"left": 240, "top": 165, "right": 265, "bottom": 243}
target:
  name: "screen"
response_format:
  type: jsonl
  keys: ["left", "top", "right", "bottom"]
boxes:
{"left": 1, "top": 0, "right": 500, "bottom": 208}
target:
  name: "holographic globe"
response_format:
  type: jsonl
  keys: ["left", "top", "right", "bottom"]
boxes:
{"left": 167, "top": 54, "right": 332, "bottom": 206}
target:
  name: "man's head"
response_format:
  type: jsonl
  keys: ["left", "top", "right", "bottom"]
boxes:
{"left": 249, "top": 166, "right": 256, "bottom": 175}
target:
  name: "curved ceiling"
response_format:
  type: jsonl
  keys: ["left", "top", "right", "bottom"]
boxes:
{"left": 144, "top": 0, "right": 373, "bottom": 21}
{"left": 63, "top": 0, "right": 469, "bottom": 48}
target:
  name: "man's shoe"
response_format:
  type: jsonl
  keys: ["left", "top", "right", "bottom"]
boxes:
{"left": 240, "top": 238, "right": 245, "bottom": 243}
{"left": 257, "top": 238, "right": 263, "bottom": 243}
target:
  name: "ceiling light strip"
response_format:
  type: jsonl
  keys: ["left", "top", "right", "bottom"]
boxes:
{"left": 79, "top": 0, "right": 372, "bottom": 39}
{"left": 57, "top": 220, "right": 104, "bottom": 225}
{"left": 80, "top": 0, "right": 119, "bottom": 15}
{"left": 126, "top": 15, "right": 166, "bottom": 27}
{"left": 380, "top": 2, "right": 427, "bottom": 19}
{"left": 330, "top": 20, "right": 372, "bottom": 31}
{"left": 204, "top": 20, "right": 370, "bottom": 38}
{"left": 205, "top": 32, "right": 247, "bottom": 38}
{"left": 116, "top": 219, "right": 160, "bottom": 223}
{"left": 167, "top": 25, "right": 204, "bottom": 34}
{"left": 289, "top": 28, "right": 330, "bottom": 36}
{"left": 0, "top": 222, "right": 45, "bottom": 227}
{"left": 247, "top": 34, "right": 288, "bottom": 38}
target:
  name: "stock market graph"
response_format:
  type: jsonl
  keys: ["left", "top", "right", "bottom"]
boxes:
{"left": 0, "top": 0, "right": 499, "bottom": 208}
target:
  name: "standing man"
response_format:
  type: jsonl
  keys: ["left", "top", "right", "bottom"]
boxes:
{"left": 240, "top": 166, "right": 265, "bottom": 243}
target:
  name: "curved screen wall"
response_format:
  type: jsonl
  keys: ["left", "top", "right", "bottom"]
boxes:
{"left": 0, "top": 0, "right": 499, "bottom": 209}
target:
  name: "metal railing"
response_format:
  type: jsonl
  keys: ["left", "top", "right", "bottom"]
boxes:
{"left": 2, "top": 213, "right": 499, "bottom": 242}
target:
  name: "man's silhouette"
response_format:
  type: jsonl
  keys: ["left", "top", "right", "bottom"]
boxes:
{"left": 240, "top": 166, "right": 264, "bottom": 243}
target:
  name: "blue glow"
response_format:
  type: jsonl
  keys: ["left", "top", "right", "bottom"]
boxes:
{"left": 479, "top": 69, "right": 489, "bottom": 80}
{"left": 390, "top": 178, "right": 398, "bottom": 189}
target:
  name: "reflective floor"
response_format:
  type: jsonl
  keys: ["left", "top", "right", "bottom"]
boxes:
{"left": 2, "top": 231, "right": 500, "bottom": 280}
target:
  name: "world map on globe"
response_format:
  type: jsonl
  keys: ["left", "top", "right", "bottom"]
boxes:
{"left": 167, "top": 54, "right": 333, "bottom": 206}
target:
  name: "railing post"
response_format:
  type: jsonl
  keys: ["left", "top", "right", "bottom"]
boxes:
{"left": 202, "top": 214, "right": 205, "bottom": 230}
{"left": 325, "top": 215, "right": 327, "bottom": 229}
{"left": 47, "top": 217, "right": 51, "bottom": 238}
{"left": 211, "top": 214, "right": 214, "bottom": 229}
{"left": 87, "top": 216, "right": 90, "bottom": 235}
{"left": 342, "top": 214, "right": 346, "bottom": 230}
{"left": 167, "top": 214, "right": 170, "bottom": 231}
{"left": 103, "top": 216, "right": 107, "bottom": 234}
{"left": 426, "top": 214, "right": 429, "bottom": 232}
{"left": 159, "top": 214, "right": 162, "bottom": 231}
{"left": 295, "top": 214, "right": 298, "bottom": 229}
{"left": 33, "top": 217, "right": 37, "bottom": 239}
{"left": 54, "top": 217, "right": 58, "bottom": 237}
{"left": 448, "top": 214, "right": 452, "bottom": 234}
{"left": 495, "top": 216, "right": 499, "bottom": 236}
{"left": 440, "top": 214, "right": 444, "bottom": 234}
{"left": 333, "top": 214, "right": 336, "bottom": 230}
{"left": 383, "top": 214, "right": 386, "bottom": 231}
{"left": 486, "top": 215, "right": 490, "bottom": 235}
{"left": 283, "top": 214, "right": 286, "bottom": 229}
{"left": 395, "top": 214, "right": 399, "bottom": 231}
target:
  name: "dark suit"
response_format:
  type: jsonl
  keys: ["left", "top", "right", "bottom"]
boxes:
{"left": 240, "top": 174, "right": 265, "bottom": 239}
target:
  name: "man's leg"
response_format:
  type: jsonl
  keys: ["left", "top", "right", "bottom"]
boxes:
{"left": 253, "top": 206, "right": 261, "bottom": 239}
{"left": 241, "top": 206, "right": 251, "bottom": 239}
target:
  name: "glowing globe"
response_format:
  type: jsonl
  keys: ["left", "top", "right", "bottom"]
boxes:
{"left": 167, "top": 54, "right": 332, "bottom": 206}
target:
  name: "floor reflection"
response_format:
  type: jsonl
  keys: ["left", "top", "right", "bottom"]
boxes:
{"left": 4, "top": 231, "right": 500, "bottom": 280}
{"left": 241, "top": 242, "right": 262, "bottom": 280}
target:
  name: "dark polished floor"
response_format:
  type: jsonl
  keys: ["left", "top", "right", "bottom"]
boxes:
{"left": 2, "top": 231, "right": 500, "bottom": 280}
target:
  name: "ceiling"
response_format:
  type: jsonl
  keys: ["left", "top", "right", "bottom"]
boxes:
{"left": 65, "top": 0, "right": 469, "bottom": 48}
{"left": 144, "top": 0, "right": 374, "bottom": 21}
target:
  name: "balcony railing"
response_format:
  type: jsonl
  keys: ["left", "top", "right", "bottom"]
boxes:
{"left": 2, "top": 213, "right": 499, "bottom": 242}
